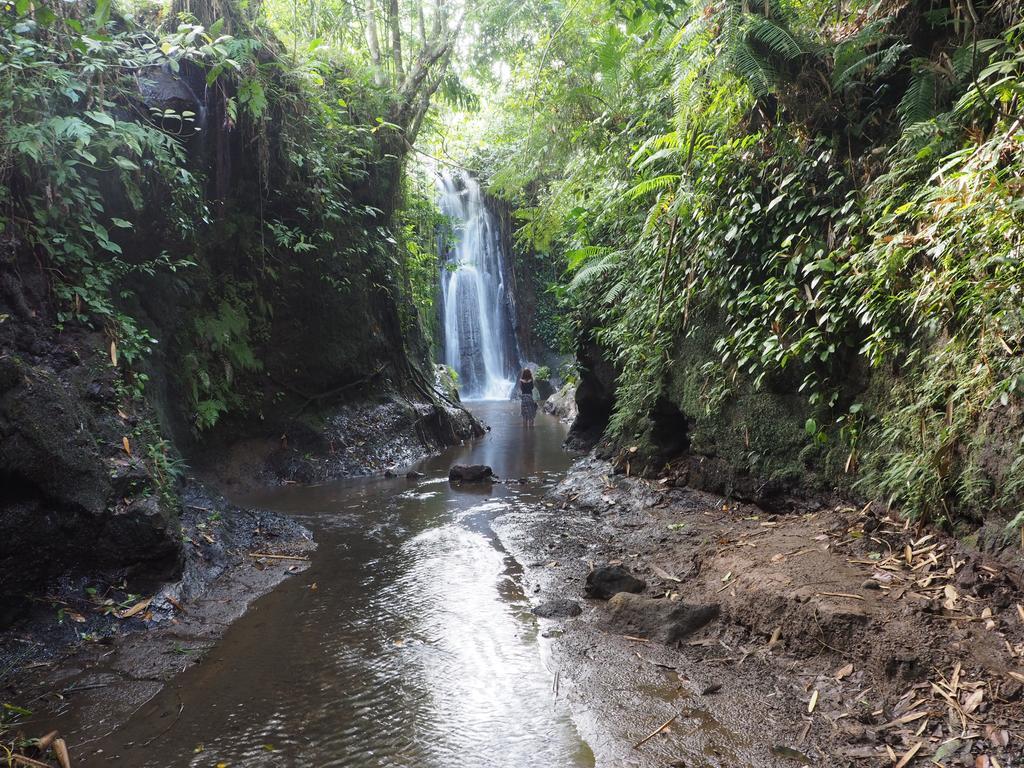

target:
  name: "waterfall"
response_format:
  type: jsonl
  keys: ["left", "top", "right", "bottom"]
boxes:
{"left": 437, "top": 171, "right": 520, "bottom": 400}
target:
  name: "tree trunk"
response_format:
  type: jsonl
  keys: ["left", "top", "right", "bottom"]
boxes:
{"left": 364, "top": 0, "right": 386, "bottom": 86}
{"left": 389, "top": 0, "right": 404, "bottom": 83}
{"left": 416, "top": 0, "right": 426, "bottom": 47}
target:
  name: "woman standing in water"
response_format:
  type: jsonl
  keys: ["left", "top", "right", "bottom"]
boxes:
{"left": 519, "top": 368, "right": 538, "bottom": 427}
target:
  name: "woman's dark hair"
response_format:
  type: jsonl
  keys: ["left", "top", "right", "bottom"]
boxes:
{"left": 520, "top": 368, "right": 533, "bottom": 381}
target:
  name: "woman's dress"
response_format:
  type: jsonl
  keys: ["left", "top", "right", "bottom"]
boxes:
{"left": 520, "top": 380, "right": 538, "bottom": 419}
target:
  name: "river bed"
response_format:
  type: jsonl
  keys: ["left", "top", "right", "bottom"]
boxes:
{"left": 78, "top": 401, "right": 594, "bottom": 767}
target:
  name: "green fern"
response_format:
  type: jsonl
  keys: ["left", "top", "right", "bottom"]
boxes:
{"left": 625, "top": 174, "right": 680, "bottom": 200}
{"left": 566, "top": 245, "right": 611, "bottom": 272}
{"left": 568, "top": 251, "right": 622, "bottom": 291}
{"left": 898, "top": 64, "right": 938, "bottom": 127}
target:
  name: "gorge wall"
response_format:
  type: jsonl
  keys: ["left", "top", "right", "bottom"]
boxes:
{"left": 0, "top": 8, "right": 477, "bottom": 621}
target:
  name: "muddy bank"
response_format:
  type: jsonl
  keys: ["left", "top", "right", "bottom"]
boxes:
{"left": 495, "top": 456, "right": 1024, "bottom": 767}
{"left": 0, "top": 483, "right": 312, "bottom": 761}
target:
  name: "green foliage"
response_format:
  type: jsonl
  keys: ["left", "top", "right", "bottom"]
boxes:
{"left": 183, "top": 291, "right": 265, "bottom": 430}
{"left": 451, "top": 0, "right": 1024, "bottom": 527}
{"left": 398, "top": 166, "right": 446, "bottom": 349}
{"left": 0, "top": 4, "right": 203, "bottom": 372}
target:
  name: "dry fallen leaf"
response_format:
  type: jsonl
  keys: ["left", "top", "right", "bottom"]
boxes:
{"left": 835, "top": 662, "right": 854, "bottom": 680}
{"left": 35, "top": 731, "right": 59, "bottom": 752}
{"left": 53, "top": 738, "right": 71, "bottom": 768}
{"left": 110, "top": 340, "right": 118, "bottom": 367}
{"left": 986, "top": 725, "right": 1009, "bottom": 748}
{"left": 652, "top": 565, "right": 682, "bottom": 583}
{"left": 115, "top": 597, "right": 151, "bottom": 619}
{"left": 943, "top": 583, "right": 960, "bottom": 611}
{"left": 808, "top": 689, "right": 818, "bottom": 714}
{"left": 962, "top": 686, "right": 984, "bottom": 715}
{"left": 122, "top": 436, "right": 131, "bottom": 455}
{"left": 894, "top": 741, "right": 922, "bottom": 768}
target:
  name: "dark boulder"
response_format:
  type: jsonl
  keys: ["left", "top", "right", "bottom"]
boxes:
{"left": 448, "top": 464, "right": 495, "bottom": 483}
{"left": 534, "top": 378, "right": 555, "bottom": 401}
{"left": 608, "top": 592, "right": 720, "bottom": 644}
{"left": 532, "top": 599, "right": 583, "bottom": 619}
{"left": 137, "top": 66, "right": 201, "bottom": 116}
{"left": 406, "top": 470, "right": 425, "bottom": 479}
{"left": 585, "top": 564, "right": 646, "bottom": 600}
{"left": 99, "top": 496, "right": 182, "bottom": 581}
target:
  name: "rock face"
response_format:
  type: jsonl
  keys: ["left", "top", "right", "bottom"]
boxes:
{"left": 0, "top": 356, "right": 182, "bottom": 622}
{"left": 585, "top": 564, "right": 646, "bottom": 600}
{"left": 544, "top": 382, "right": 578, "bottom": 422}
{"left": 136, "top": 66, "right": 202, "bottom": 117}
{"left": 448, "top": 464, "right": 495, "bottom": 483}
{"left": 567, "top": 336, "right": 617, "bottom": 450}
{"left": 607, "top": 592, "right": 720, "bottom": 644}
{"left": 532, "top": 599, "right": 583, "bottom": 619}
{"left": 534, "top": 377, "right": 555, "bottom": 402}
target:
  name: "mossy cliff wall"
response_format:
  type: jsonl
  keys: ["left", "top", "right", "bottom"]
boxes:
{"left": 0, "top": 17, "right": 476, "bottom": 621}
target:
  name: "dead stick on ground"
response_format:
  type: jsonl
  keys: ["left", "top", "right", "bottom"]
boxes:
{"left": 633, "top": 712, "right": 681, "bottom": 749}
{"left": 247, "top": 553, "right": 311, "bottom": 561}
{"left": 12, "top": 755, "right": 54, "bottom": 768}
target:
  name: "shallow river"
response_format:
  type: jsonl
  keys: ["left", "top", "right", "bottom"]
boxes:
{"left": 88, "top": 401, "right": 595, "bottom": 767}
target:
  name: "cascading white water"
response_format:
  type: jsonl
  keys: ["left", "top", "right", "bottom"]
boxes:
{"left": 437, "top": 171, "right": 518, "bottom": 400}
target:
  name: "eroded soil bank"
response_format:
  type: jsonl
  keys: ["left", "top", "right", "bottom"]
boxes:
{"left": 497, "top": 456, "right": 1024, "bottom": 767}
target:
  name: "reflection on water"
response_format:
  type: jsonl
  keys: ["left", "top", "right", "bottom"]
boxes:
{"left": 81, "top": 402, "right": 593, "bottom": 768}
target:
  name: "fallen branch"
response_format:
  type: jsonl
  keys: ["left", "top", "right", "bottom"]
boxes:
{"left": 633, "top": 711, "right": 681, "bottom": 749}
{"left": 247, "top": 553, "right": 311, "bottom": 562}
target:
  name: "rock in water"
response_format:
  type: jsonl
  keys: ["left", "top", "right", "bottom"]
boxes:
{"left": 448, "top": 464, "right": 495, "bottom": 483}
{"left": 406, "top": 470, "right": 425, "bottom": 479}
{"left": 585, "top": 564, "right": 646, "bottom": 599}
{"left": 608, "top": 592, "right": 719, "bottom": 644}
{"left": 532, "top": 599, "right": 583, "bottom": 619}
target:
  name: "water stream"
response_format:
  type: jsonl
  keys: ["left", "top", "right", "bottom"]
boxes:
{"left": 437, "top": 172, "right": 520, "bottom": 400}
{"left": 78, "top": 403, "right": 594, "bottom": 767}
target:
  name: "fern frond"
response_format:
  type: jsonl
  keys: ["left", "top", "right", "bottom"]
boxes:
{"left": 733, "top": 44, "right": 773, "bottom": 95}
{"left": 744, "top": 15, "right": 803, "bottom": 61}
{"left": 624, "top": 174, "right": 681, "bottom": 200}
{"left": 898, "top": 66, "right": 938, "bottom": 127}
{"left": 568, "top": 252, "right": 622, "bottom": 292}
{"left": 832, "top": 43, "right": 908, "bottom": 88}
{"left": 566, "top": 245, "right": 610, "bottom": 272}
{"left": 653, "top": 131, "right": 680, "bottom": 150}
